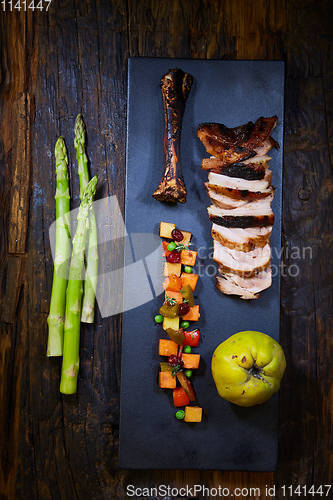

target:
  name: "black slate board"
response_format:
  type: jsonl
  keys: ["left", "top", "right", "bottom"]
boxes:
{"left": 119, "top": 58, "right": 284, "bottom": 470}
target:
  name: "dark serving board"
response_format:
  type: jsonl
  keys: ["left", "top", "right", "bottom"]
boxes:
{"left": 119, "top": 58, "right": 284, "bottom": 470}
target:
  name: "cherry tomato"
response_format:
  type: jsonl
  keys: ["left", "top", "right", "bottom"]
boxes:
{"left": 184, "top": 329, "right": 200, "bottom": 347}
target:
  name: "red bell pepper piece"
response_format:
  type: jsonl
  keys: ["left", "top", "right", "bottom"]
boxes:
{"left": 184, "top": 329, "right": 200, "bottom": 347}
{"left": 161, "top": 241, "right": 172, "bottom": 258}
{"left": 173, "top": 387, "right": 190, "bottom": 407}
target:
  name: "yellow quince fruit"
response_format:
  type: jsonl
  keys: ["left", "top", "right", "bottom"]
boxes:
{"left": 211, "top": 331, "right": 286, "bottom": 407}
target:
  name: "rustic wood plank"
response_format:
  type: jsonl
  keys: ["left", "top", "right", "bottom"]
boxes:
{"left": 0, "top": 255, "right": 23, "bottom": 324}
{"left": 8, "top": 93, "right": 33, "bottom": 255}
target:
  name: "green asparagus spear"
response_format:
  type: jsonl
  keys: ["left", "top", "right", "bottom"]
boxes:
{"left": 47, "top": 137, "right": 71, "bottom": 356}
{"left": 60, "top": 176, "right": 98, "bottom": 394}
{"left": 74, "top": 114, "right": 98, "bottom": 323}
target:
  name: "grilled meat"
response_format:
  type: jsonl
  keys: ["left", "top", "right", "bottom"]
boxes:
{"left": 207, "top": 170, "right": 272, "bottom": 193}
{"left": 201, "top": 155, "right": 270, "bottom": 180}
{"left": 216, "top": 268, "right": 272, "bottom": 299}
{"left": 198, "top": 115, "right": 278, "bottom": 299}
{"left": 213, "top": 240, "right": 271, "bottom": 277}
{"left": 211, "top": 224, "right": 272, "bottom": 252}
{"left": 197, "top": 116, "right": 278, "bottom": 166}
{"left": 208, "top": 203, "right": 274, "bottom": 228}
{"left": 206, "top": 185, "right": 274, "bottom": 210}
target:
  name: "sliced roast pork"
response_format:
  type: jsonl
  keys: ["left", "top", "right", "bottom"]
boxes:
{"left": 197, "top": 116, "right": 278, "bottom": 299}
{"left": 213, "top": 240, "right": 271, "bottom": 276}
{"left": 207, "top": 185, "right": 274, "bottom": 210}
{"left": 201, "top": 155, "right": 271, "bottom": 180}
{"left": 207, "top": 171, "right": 273, "bottom": 201}
{"left": 216, "top": 268, "right": 272, "bottom": 300}
{"left": 211, "top": 224, "right": 272, "bottom": 252}
{"left": 197, "top": 116, "right": 278, "bottom": 166}
{"left": 208, "top": 203, "right": 274, "bottom": 228}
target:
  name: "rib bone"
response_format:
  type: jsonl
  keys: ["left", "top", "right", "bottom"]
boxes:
{"left": 153, "top": 68, "right": 193, "bottom": 204}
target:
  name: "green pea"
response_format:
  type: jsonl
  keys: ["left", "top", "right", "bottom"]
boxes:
{"left": 180, "top": 321, "right": 190, "bottom": 329}
{"left": 184, "top": 265, "right": 192, "bottom": 273}
{"left": 175, "top": 410, "right": 185, "bottom": 420}
{"left": 185, "top": 370, "right": 193, "bottom": 378}
{"left": 154, "top": 314, "right": 164, "bottom": 324}
{"left": 184, "top": 345, "right": 192, "bottom": 353}
{"left": 167, "top": 241, "right": 177, "bottom": 251}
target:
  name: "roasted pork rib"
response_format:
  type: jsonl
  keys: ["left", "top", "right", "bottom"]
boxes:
{"left": 153, "top": 68, "right": 193, "bottom": 204}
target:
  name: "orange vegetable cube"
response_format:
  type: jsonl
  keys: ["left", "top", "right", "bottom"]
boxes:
{"left": 180, "top": 230, "right": 191, "bottom": 245}
{"left": 164, "top": 262, "right": 182, "bottom": 277}
{"left": 180, "top": 250, "right": 197, "bottom": 266}
{"left": 159, "top": 339, "right": 178, "bottom": 357}
{"left": 181, "top": 305, "right": 200, "bottom": 321}
{"left": 160, "top": 222, "right": 175, "bottom": 238}
{"left": 181, "top": 273, "right": 199, "bottom": 291}
{"left": 173, "top": 387, "right": 190, "bottom": 407}
{"left": 165, "top": 291, "right": 183, "bottom": 304}
{"left": 184, "top": 406, "right": 202, "bottom": 423}
{"left": 182, "top": 353, "right": 200, "bottom": 369}
{"left": 159, "top": 371, "right": 176, "bottom": 389}
{"left": 163, "top": 275, "right": 182, "bottom": 292}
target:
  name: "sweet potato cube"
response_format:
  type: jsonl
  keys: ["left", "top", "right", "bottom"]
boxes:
{"left": 184, "top": 406, "right": 202, "bottom": 423}
{"left": 164, "top": 262, "right": 182, "bottom": 277}
{"left": 159, "top": 339, "right": 178, "bottom": 356}
{"left": 180, "top": 230, "right": 191, "bottom": 245}
{"left": 182, "top": 353, "right": 200, "bottom": 369}
{"left": 181, "top": 273, "right": 199, "bottom": 291}
{"left": 165, "top": 291, "right": 183, "bottom": 304}
{"left": 163, "top": 275, "right": 182, "bottom": 292}
{"left": 162, "top": 316, "right": 180, "bottom": 331}
{"left": 159, "top": 371, "right": 176, "bottom": 389}
{"left": 180, "top": 250, "right": 197, "bottom": 266}
{"left": 181, "top": 305, "right": 200, "bottom": 321}
{"left": 160, "top": 222, "right": 175, "bottom": 239}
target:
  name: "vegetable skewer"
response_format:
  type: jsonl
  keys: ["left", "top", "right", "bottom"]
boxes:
{"left": 60, "top": 176, "right": 98, "bottom": 394}
{"left": 74, "top": 114, "right": 98, "bottom": 323}
{"left": 47, "top": 137, "right": 71, "bottom": 356}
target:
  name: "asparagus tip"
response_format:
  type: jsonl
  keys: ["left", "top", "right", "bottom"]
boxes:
{"left": 74, "top": 113, "right": 86, "bottom": 148}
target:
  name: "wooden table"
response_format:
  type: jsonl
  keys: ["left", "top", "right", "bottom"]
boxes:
{"left": 0, "top": 1, "right": 332, "bottom": 498}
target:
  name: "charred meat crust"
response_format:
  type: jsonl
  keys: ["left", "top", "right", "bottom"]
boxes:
{"left": 153, "top": 68, "right": 193, "bottom": 203}
{"left": 202, "top": 158, "right": 266, "bottom": 180}
{"left": 197, "top": 116, "right": 278, "bottom": 166}
{"left": 207, "top": 184, "right": 274, "bottom": 201}
{"left": 209, "top": 213, "right": 275, "bottom": 228}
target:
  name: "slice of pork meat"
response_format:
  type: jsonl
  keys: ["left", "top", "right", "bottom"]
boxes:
{"left": 201, "top": 155, "right": 271, "bottom": 180}
{"left": 207, "top": 185, "right": 274, "bottom": 210}
{"left": 197, "top": 116, "right": 278, "bottom": 166}
{"left": 216, "top": 268, "right": 272, "bottom": 299}
{"left": 207, "top": 171, "right": 273, "bottom": 201}
{"left": 253, "top": 137, "right": 278, "bottom": 156}
{"left": 208, "top": 203, "right": 274, "bottom": 228}
{"left": 208, "top": 170, "right": 272, "bottom": 191}
{"left": 211, "top": 223, "right": 272, "bottom": 252}
{"left": 197, "top": 122, "right": 256, "bottom": 165}
{"left": 213, "top": 240, "right": 271, "bottom": 276}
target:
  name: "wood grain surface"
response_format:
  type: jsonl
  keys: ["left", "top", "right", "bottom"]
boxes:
{"left": 0, "top": 1, "right": 332, "bottom": 499}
